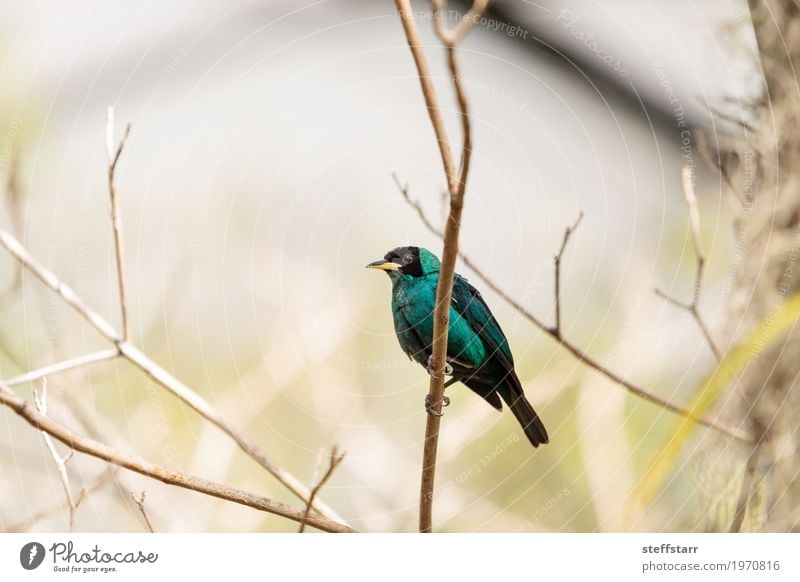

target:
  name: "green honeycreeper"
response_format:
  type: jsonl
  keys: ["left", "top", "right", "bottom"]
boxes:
{"left": 367, "top": 246, "right": 549, "bottom": 447}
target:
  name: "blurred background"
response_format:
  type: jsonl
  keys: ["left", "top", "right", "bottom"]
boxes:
{"left": 0, "top": 0, "right": 790, "bottom": 533}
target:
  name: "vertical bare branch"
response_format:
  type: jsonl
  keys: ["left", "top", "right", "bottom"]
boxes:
{"left": 106, "top": 107, "right": 132, "bottom": 341}
{"left": 431, "top": 1, "right": 478, "bottom": 199}
{"left": 655, "top": 166, "right": 722, "bottom": 362}
{"left": 395, "top": 1, "right": 459, "bottom": 194}
{"left": 394, "top": 0, "right": 488, "bottom": 533}
{"left": 298, "top": 446, "right": 345, "bottom": 533}
{"left": 552, "top": 212, "right": 584, "bottom": 339}
{"left": 131, "top": 490, "right": 156, "bottom": 533}
{"left": 32, "top": 381, "right": 84, "bottom": 531}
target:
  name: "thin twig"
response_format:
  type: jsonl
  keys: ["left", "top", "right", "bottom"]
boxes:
{"left": 106, "top": 107, "right": 132, "bottom": 342}
{"left": 0, "top": 223, "right": 346, "bottom": 524}
{"left": 6, "top": 348, "right": 120, "bottom": 387}
{"left": 32, "top": 381, "right": 83, "bottom": 532}
{"left": 0, "top": 381, "right": 355, "bottom": 533}
{"left": 59, "top": 391, "right": 163, "bottom": 527}
{"left": 553, "top": 212, "right": 584, "bottom": 339}
{"left": 655, "top": 166, "right": 722, "bottom": 362}
{"left": 395, "top": 0, "right": 486, "bottom": 533}
{"left": 298, "top": 446, "right": 345, "bottom": 533}
{"left": 393, "top": 180, "right": 750, "bottom": 442}
{"left": 0, "top": 228, "right": 119, "bottom": 337}
{"left": 433, "top": 2, "right": 476, "bottom": 199}
{"left": 5, "top": 468, "right": 112, "bottom": 532}
{"left": 395, "top": 0, "right": 458, "bottom": 194}
{"left": 131, "top": 490, "right": 156, "bottom": 533}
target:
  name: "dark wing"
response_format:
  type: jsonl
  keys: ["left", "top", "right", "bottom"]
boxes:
{"left": 450, "top": 275, "right": 548, "bottom": 446}
{"left": 451, "top": 274, "right": 515, "bottom": 371}
{"left": 450, "top": 274, "right": 515, "bottom": 411}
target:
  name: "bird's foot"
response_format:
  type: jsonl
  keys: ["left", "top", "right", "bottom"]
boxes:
{"left": 424, "top": 394, "right": 450, "bottom": 417}
{"left": 426, "top": 355, "right": 454, "bottom": 378}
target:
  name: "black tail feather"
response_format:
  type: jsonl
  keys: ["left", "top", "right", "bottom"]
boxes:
{"left": 462, "top": 372, "right": 549, "bottom": 447}
{"left": 506, "top": 390, "right": 549, "bottom": 447}
{"left": 499, "top": 372, "right": 548, "bottom": 447}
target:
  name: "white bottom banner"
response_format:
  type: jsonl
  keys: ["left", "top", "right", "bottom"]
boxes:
{"left": 1, "top": 533, "right": 796, "bottom": 581}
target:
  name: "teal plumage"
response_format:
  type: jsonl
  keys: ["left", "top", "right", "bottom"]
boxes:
{"left": 367, "top": 246, "right": 549, "bottom": 447}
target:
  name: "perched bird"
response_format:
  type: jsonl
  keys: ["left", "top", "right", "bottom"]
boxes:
{"left": 367, "top": 246, "right": 549, "bottom": 447}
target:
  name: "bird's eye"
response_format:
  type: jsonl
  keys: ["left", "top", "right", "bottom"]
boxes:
{"left": 403, "top": 253, "right": 413, "bottom": 264}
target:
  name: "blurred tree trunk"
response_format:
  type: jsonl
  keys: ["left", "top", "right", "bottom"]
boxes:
{"left": 702, "top": 0, "right": 800, "bottom": 532}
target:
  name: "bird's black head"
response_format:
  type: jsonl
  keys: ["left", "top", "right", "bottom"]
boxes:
{"left": 366, "top": 246, "right": 440, "bottom": 278}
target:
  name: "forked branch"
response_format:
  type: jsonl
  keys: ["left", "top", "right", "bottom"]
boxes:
{"left": 106, "top": 107, "right": 132, "bottom": 342}
{"left": 394, "top": 0, "right": 488, "bottom": 533}
{"left": 553, "top": 212, "right": 584, "bottom": 339}
{"left": 655, "top": 166, "right": 722, "bottom": 362}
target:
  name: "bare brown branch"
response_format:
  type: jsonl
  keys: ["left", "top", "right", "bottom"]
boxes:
{"left": 298, "top": 446, "right": 345, "bottom": 533}
{"left": 431, "top": 2, "right": 477, "bottom": 201}
{"left": 395, "top": 0, "right": 459, "bottom": 194}
{"left": 0, "top": 381, "right": 355, "bottom": 533}
{"left": 106, "top": 107, "right": 132, "bottom": 341}
{"left": 394, "top": 0, "right": 487, "bottom": 533}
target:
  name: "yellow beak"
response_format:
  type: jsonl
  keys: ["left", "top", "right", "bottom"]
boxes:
{"left": 366, "top": 259, "right": 400, "bottom": 271}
